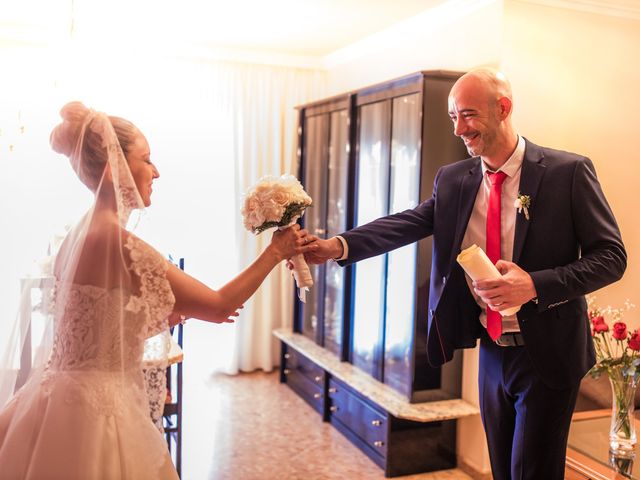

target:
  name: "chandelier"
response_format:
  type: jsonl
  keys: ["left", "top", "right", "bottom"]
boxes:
{"left": 0, "top": 110, "right": 26, "bottom": 155}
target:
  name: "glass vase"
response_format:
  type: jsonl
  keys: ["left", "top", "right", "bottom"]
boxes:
{"left": 609, "top": 450, "right": 635, "bottom": 477}
{"left": 609, "top": 372, "right": 639, "bottom": 456}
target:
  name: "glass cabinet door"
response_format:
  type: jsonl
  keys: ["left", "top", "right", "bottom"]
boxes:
{"left": 296, "top": 73, "right": 465, "bottom": 401}
{"left": 301, "top": 114, "right": 329, "bottom": 342}
{"left": 383, "top": 93, "right": 422, "bottom": 395}
{"left": 323, "top": 110, "right": 349, "bottom": 356}
{"left": 351, "top": 101, "right": 390, "bottom": 377}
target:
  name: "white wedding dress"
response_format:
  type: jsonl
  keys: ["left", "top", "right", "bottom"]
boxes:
{"left": 0, "top": 235, "right": 180, "bottom": 480}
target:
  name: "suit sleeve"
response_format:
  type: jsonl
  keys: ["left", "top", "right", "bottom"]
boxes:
{"left": 338, "top": 170, "right": 440, "bottom": 266}
{"left": 529, "top": 157, "right": 626, "bottom": 309}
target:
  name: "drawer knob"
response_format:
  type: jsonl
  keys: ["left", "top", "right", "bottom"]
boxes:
{"left": 374, "top": 441, "right": 384, "bottom": 447}
{"left": 328, "top": 387, "right": 337, "bottom": 394}
{"left": 371, "top": 420, "right": 382, "bottom": 426}
{"left": 313, "top": 393, "right": 322, "bottom": 399}
{"left": 314, "top": 375, "right": 322, "bottom": 382}
{"left": 284, "top": 353, "right": 290, "bottom": 359}
{"left": 330, "top": 406, "right": 339, "bottom": 412}
{"left": 283, "top": 369, "right": 290, "bottom": 375}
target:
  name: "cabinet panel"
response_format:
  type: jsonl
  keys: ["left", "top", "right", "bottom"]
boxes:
{"left": 351, "top": 100, "right": 390, "bottom": 378}
{"left": 323, "top": 109, "right": 349, "bottom": 356}
{"left": 301, "top": 114, "right": 329, "bottom": 342}
{"left": 383, "top": 93, "right": 422, "bottom": 396}
{"left": 298, "top": 105, "right": 350, "bottom": 357}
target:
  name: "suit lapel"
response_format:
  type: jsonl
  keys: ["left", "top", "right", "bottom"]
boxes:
{"left": 512, "top": 140, "right": 546, "bottom": 263}
{"left": 450, "top": 159, "right": 483, "bottom": 266}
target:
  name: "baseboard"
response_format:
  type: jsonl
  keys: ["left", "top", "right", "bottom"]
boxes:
{"left": 458, "top": 458, "right": 492, "bottom": 480}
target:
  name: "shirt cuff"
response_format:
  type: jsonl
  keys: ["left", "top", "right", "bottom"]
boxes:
{"left": 334, "top": 236, "right": 349, "bottom": 261}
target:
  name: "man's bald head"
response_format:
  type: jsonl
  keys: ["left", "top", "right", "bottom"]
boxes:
{"left": 451, "top": 67, "right": 513, "bottom": 110}
{"left": 447, "top": 68, "right": 518, "bottom": 168}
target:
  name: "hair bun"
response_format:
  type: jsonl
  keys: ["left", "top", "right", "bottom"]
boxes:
{"left": 50, "top": 101, "right": 91, "bottom": 157}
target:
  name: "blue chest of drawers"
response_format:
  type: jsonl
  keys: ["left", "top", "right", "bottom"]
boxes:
{"left": 278, "top": 336, "right": 477, "bottom": 478}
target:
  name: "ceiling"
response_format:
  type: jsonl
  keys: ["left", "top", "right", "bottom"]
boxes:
{"left": 0, "top": 0, "right": 445, "bottom": 57}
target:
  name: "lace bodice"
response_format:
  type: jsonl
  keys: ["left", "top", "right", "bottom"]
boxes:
{"left": 47, "top": 236, "right": 175, "bottom": 372}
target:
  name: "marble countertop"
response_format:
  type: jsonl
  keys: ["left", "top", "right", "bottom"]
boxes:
{"left": 273, "top": 328, "right": 480, "bottom": 423}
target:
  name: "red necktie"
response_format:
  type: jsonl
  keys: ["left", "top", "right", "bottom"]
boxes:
{"left": 486, "top": 171, "right": 507, "bottom": 341}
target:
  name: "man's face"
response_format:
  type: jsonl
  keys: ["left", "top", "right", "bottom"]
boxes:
{"left": 448, "top": 81, "right": 501, "bottom": 159}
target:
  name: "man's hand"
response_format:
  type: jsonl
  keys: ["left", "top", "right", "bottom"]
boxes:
{"left": 303, "top": 236, "right": 344, "bottom": 265}
{"left": 473, "top": 260, "right": 537, "bottom": 312}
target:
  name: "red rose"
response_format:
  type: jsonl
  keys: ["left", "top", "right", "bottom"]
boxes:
{"left": 629, "top": 331, "right": 640, "bottom": 351}
{"left": 591, "top": 315, "right": 605, "bottom": 325}
{"left": 613, "top": 322, "right": 628, "bottom": 341}
{"left": 592, "top": 317, "right": 609, "bottom": 333}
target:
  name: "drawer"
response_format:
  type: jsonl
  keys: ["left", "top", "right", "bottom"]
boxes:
{"left": 284, "top": 364, "right": 324, "bottom": 414}
{"left": 283, "top": 346, "right": 325, "bottom": 387}
{"left": 328, "top": 378, "right": 388, "bottom": 457}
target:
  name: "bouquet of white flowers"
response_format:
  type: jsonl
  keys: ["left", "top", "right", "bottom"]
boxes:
{"left": 241, "top": 174, "right": 313, "bottom": 301}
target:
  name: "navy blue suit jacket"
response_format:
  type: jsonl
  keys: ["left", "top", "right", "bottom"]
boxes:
{"left": 340, "top": 139, "right": 626, "bottom": 389}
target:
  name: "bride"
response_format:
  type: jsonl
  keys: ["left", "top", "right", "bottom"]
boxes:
{"left": 0, "top": 102, "right": 314, "bottom": 479}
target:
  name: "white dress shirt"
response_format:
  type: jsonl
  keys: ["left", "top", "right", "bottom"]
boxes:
{"left": 461, "top": 135, "right": 525, "bottom": 333}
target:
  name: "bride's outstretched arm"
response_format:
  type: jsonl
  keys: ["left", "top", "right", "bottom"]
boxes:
{"left": 165, "top": 225, "right": 317, "bottom": 325}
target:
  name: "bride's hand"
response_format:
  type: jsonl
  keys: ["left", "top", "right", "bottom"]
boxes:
{"left": 208, "top": 305, "right": 243, "bottom": 324}
{"left": 269, "top": 224, "right": 317, "bottom": 261}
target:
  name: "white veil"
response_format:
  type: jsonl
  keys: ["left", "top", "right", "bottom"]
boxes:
{"left": 0, "top": 102, "right": 171, "bottom": 428}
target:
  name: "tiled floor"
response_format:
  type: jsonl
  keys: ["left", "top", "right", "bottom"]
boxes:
{"left": 181, "top": 369, "right": 473, "bottom": 480}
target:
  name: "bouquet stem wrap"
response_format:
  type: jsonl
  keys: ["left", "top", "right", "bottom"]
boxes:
{"left": 281, "top": 226, "right": 313, "bottom": 302}
{"left": 241, "top": 174, "right": 314, "bottom": 302}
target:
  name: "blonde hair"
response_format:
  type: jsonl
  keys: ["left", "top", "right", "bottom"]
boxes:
{"left": 50, "top": 101, "right": 139, "bottom": 191}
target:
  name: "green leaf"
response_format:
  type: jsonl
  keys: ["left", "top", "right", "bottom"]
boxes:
{"left": 252, "top": 203, "right": 311, "bottom": 234}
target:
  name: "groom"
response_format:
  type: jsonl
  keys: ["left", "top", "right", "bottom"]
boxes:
{"left": 305, "top": 68, "right": 626, "bottom": 479}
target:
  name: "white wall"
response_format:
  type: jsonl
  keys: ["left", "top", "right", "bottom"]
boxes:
{"left": 502, "top": 0, "right": 640, "bottom": 316}
{"left": 326, "top": 0, "right": 503, "bottom": 95}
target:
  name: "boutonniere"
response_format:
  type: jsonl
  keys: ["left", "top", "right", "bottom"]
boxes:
{"left": 514, "top": 193, "right": 531, "bottom": 220}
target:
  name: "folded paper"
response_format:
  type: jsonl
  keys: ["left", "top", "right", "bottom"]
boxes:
{"left": 457, "top": 244, "right": 520, "bottom": 316}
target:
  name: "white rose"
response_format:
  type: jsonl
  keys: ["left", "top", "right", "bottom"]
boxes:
{"left": 241, "top": 174, "right": 312, "bottom": 232}
{"left": 272, "top": 189, "right": 291, "bottom": 206}
{"left": 262, "top": 202, "right": 285, "bottom": 222}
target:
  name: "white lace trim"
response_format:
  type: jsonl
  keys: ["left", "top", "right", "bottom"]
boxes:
{"left": 125, "top": 235, "right": 175, "bottom": 338}
{"left": 143, "top": 365, "right": 168, "bottom": 431}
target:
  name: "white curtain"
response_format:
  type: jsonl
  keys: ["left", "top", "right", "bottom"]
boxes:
{"left": 210, "top": 62, "right": 326, "bottom": 374}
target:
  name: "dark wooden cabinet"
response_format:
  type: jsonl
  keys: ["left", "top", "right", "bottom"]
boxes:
{"left": 296, "top": 71, "right": 467, "bottom": 402}
{"left": 286, "top": 71, "right": 473, "bottom": 477}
